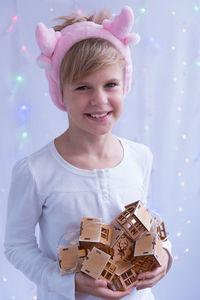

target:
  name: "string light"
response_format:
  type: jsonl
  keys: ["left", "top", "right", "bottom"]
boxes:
{"left": 7, "top": 15, "right": 19, "bottom": 33}
{"left": 22, "top": 131, "right": 28, "bottom": 138}
{"left": 182, "top": 134, "right": 187, "bottom": 140}
{"left": 193, "top": 5, "right": 199, "bottom": 11}
{"left": 185, "top": 158, "right": 190, "bottom": 164}
{"left": 171, "top": 45, "right": 176, "bottom": 51}
{"left": 176, "top": 232, "right": 181, "bottom": 237}
{"left": 12, "top": 16, "right": 18, "bottom": 21}
{"left": 21, "top": 105, "right": 27, "bottom": 111}
{"left": 185, "top": 248, "right": 189, "bottom": 253}
{"left": 195, "top": 61, "right": 200, "bottom": 67}
{"left": 177, "top": 106, "right": 182, "bottom": 111}
{"left": 175, "top": 146, "right": 179, "bottom": 151}
{"left": 171, "top": 11, "right": 176, "bottom": 16}
{"left": 15, "top": 75, "right": 23, "bottom": 82}
{"left": 140, "top": 8, "right": 146, "bottom": 14}
{"left": 77, "top": 9, "right": 83, "bottom": 15}
{"left": 21, "top": 45, "right": 27, "bottom": 52}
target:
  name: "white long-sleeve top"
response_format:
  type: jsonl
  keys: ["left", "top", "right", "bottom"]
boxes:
{"left": 4, "top": 137, "right": 172, "bottom": 300}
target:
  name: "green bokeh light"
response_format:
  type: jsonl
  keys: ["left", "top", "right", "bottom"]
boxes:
{"left": 140, "top": 8, "right": 146, "bottom": 14}
{"left": 16, "top": 75, "right": 23, "bottom": 82}
{"left": 22, "top": 132, "right": 28, "bottom": 138}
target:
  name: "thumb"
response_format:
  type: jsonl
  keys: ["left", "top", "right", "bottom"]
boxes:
{"left": 94, "top": 279, "right": 107, "bottom": 288}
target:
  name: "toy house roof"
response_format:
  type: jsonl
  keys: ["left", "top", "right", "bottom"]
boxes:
{"left": 125, "top": 200, "right": 153, "bottom": 231}
{"left": 79, "top": 217, "right": 102, "bottom": 243}
{"left": 81, "top": 247, "right": 111, "bottom": 279}
{"left": 79, "top": 217, "right": 116, "bottom": 247}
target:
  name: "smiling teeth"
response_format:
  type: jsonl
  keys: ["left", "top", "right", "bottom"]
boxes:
{"left": 90, "top": 112, "right": 108, "bottom": 118}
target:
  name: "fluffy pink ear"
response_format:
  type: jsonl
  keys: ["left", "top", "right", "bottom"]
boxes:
{"left": 124, "top": 33, "right": 141, "bottom": 45}
{"left": 103, "top": 6, "right": 135, "bottom": 43}
{"left": 35, "top": 23, "right": 61, "bottom": 57}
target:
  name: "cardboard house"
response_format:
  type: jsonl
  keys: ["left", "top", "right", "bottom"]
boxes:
{"left": 133, "top": 231, "right": 163, "bottom": 272}
{"left": 108, "top": 262, "right": 137, "bottom": 291}
{"left": 81, "top": 247, "right": 111, "bottom": 279}
{"left": 113, "top": 201, "right": 153, "bottom": 241}
{"left": 57, "top": 200, "right": 167, "bottom": 291}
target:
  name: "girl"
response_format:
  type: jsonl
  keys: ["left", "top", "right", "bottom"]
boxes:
{"left": 4, "top": 6, "right": 172, "bottom": 300}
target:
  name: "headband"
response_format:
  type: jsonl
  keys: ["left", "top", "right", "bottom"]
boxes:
{"left": 35, "top": 6, "right": 140, "bottom": 111}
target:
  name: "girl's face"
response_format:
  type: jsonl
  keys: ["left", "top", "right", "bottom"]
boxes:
{"left": 62, "top": 63, "right": 124, "bottom": 138}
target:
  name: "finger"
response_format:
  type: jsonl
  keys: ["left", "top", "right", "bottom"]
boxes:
{"left": 94, "top": 279, "right": 108, "bottom": 288}
{"left": 137, "top": 266, "right": 165, "bottom": 280}
{"left": 100, "top": 287, "right": 132, "bottom": 299}
{"left": 136, "top": 269, "right": 165, "bottom": 290}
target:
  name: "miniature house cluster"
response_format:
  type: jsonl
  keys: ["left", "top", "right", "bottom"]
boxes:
{"left": 57, "top": 200, "right": 167, "bottom": 291}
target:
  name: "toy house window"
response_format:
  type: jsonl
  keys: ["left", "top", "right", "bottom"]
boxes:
{"left": 110, "top": 276, "right": 123, "bottom": 291}
{"left": 131, "top": 218, "right": 136, "bottom": 225}
{"left": 118, "top": 211, "right": 130, "bottom": 224}
{"left": 101, "top": 228, "right": 109, "bottom": 240}
{"left": 121, "top": 270, "right": 136, "bottom": 286}
{"left": 126, "top": 207, "right": 135, "bottom": 214}
{"left": 101, "top": 269, "right": 112, "bottom": 280}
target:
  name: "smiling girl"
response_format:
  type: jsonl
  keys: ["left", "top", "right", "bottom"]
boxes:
{"left": 4, "top": 6, "right": 172, "bottom": 300}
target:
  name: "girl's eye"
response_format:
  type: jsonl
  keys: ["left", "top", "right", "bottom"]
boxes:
{"left": 76, "top": 86, "right": 89, "bottom": 91}
{"left": 106, "top": 82, "right": 117, "bottom": 88}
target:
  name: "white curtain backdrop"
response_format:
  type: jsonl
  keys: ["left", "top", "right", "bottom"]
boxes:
{"left": 1, "top": 0, "right": 200, "bottom": 299}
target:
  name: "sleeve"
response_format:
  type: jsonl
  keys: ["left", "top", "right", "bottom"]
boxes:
{"left": 4, "top": 159, "right": 75, "bottom": 299}
{"left": 141, "top": 146, "right": 173, "bottom": 272}
{"left": 141, "top": 145, "right": 153, "bottom": 204}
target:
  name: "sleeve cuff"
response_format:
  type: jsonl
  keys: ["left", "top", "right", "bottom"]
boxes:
{"left": 162, "top": 239, "right": 173, "bottom": 272}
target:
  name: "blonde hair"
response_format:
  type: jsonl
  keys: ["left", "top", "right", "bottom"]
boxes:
{"left": 53, "top": 11, "right": 125, "bottom": 89}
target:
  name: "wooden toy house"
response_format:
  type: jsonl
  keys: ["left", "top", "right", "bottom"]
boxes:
{"left": 108, "top": 262, "right": 137, "bottom": 291}
{"left": 81, "top": 247, "right": 111, "bottom": 279}
{"left": 157, "top": 221, "right": 167, "bottom": 241}
{"left": 113, "top": 201, "right": 153, "bottom": 241}
{"left": 100, "top": 259, "right": 118, "bottom": 283}
{"left": 133, "top": 231, "right": 163, "bottom": 273}
{"left": 79, "top": 217, "right": 123, "bottom": 254}
{"left": 57, "top": 245, "right": 79, "bottom": 274}
{"left": 79, "top": 218, "right": 113, "bottom": 247}
{"left": 112, "top": 233, "right": 134, "bottom": 264}
{"left": 57, "top": 200, "right": 168, "bottom": 292}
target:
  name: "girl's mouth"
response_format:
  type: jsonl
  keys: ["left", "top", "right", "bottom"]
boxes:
{"left": 85, "top": 111, "right": 112, "bottom": 121}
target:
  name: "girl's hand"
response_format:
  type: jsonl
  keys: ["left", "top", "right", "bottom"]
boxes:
{"left": 135, "top": 248, "right": 169, "bottom": 290}
{"left": 75, "top": 272, "right": 132, "bottom": 299}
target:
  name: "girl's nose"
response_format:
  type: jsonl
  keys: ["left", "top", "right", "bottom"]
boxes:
{"left": 90, "top": 88, "right": 108, "bottom": 105}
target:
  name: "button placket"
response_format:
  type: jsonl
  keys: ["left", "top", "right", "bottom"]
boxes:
{"left": 97, "top": 170, "right": 109, "bottom": 202}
